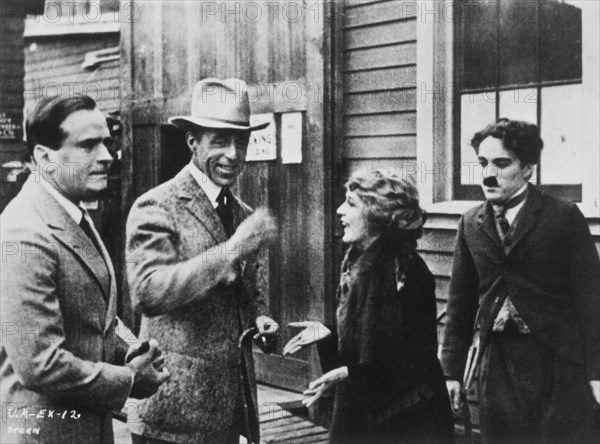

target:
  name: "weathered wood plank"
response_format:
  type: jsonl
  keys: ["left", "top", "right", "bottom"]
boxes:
{"left": 290, "top": 432, "right": 330, "bottom": 443}
{"left": 345, "top": 0, "right": 418, "bottom": 28}
{"left": 262, "top": 421, "right": 317, "bottom": 438}
{"left": 434, "top": 275, "right": 452, "bottom": 301}
{"left": 261, "top": 416, "right": 306, "bottom": 433}
{"left": 345, "top": 89, "right": 416, "bottom": 115}
{"left": 419, "top": 251, "right": 454, "bottom": 277}
{"left": 254, "top": 353, "right": 309, "bottom": 392}
{"left": 345, "top": 66, "right": 416, "bottom": 92}
{"left": 420, "top": 229, "right": 458, "bottom": 253}
{"left": 343, "top": 158, "right": 417, "bottom": 182}
{"left": 345, "top": 20, "right": 416, "bottom": 50}
{"left": 344, "top": 113, "right": 416, "bottom": 136}
{"left": 263, "top": 425, "right": 328, "bottom": 443}
{"left": 346, "top": 43, "right": 417, "bottom": 71}
{"left": 344, "top": 135, "right": 416, "bottom": 159}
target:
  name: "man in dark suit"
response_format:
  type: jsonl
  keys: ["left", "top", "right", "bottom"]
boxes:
{"left": 441, "top": 118, "right": 600, "bottom": 443}
{"left": 0, "top": 96, "right": 169, "bottom": 444}
{"left": 126, "top": 78, "right": 279, "bottom": 444}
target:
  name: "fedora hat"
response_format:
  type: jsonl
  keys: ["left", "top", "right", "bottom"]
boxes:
{"left": 168, "top": 78, "right": 269, "bottom": 132}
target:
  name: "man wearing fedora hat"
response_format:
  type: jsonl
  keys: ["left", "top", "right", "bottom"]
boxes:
{"left": 126, "top": 78, "right": 279, "bottom": 444}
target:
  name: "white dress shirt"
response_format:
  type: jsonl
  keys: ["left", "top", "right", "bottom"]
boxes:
{"left": 504, "top": 183, "right": 528, "bottom": 225}
{"left": 187, "top": 162, "right": 223, "bottom": 209}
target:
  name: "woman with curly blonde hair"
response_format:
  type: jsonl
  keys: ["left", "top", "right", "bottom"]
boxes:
{"left": 285, "top": 169, "right": 453, "bottom": 443}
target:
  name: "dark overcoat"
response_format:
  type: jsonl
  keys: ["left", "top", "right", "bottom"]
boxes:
{"left": 125, "top": 168, "right": 268, "bottom": 443}
{"left": 440, "top": 184, "right": 600, "bottom": 436}
{"left": 321, "top": 241, "right": 453, "bottom": 443}
{"left": 1, "top": 178, "right": 133, "bottom": 444}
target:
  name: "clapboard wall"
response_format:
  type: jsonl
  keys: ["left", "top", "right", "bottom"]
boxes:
{"left": 341, "top": 0, "right": 417, "bottom": 178}
{"left": 24, "top": 33, "right": 120, "bottom": 116}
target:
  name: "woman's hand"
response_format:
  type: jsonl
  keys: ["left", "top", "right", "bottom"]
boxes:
{"left": 282, "top": 321, "right": 331, "bottom": 356}
{"left": 302, "top": 366, "right": 348, "bottom": 408}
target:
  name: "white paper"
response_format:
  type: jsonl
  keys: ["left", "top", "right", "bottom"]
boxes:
{"left": 281, "top": 112, "right": 302, "bottom": 164}
{"left": 246, "top": 113, "right": 276, "bottom": 161}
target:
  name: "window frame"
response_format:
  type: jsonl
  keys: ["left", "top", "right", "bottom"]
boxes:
{"left": 415, "top": 0, "right": 599, "bottom": 217}
{"left": 452, "top": 0, "right": 583, "bottom": 202}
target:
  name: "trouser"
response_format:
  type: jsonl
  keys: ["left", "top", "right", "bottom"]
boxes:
{"left": 224, "top": 386, "right": 245, "bottom": 444}
{"left": 479, "top": 324, "right": 598, "bottom": 444}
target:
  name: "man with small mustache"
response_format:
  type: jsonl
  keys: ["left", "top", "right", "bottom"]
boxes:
{"left": 0, "top": 95, "right": 169, "bottom": 444}
{"left": 126, "top": 78, "right": 279, "bottom": 444}
{"left": 441, "top": 118, "right": 600, "bottom": 443}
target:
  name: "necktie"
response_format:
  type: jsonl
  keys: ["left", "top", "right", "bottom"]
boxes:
{"left": 79, "top": 209, "right": 103, "bottom": 256}
{"left": 493, "top": 190, "right": 528, "bottom": 236}
{"left": 495, "top": 207, "right": 511, "bottom": 235}
{"left": 216, "top": 187, "right": 233, "bottom": 236}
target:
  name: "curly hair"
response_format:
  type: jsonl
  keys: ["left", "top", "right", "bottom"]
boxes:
{"left": 345, "top": 169, "right": 426, "bottom": 249}
{"left": 471, "top": 118, "right": 543, "bottom": 165}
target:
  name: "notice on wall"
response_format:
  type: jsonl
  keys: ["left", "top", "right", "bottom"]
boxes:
{"left": 281, "top": 112, "right": 302, "bottom": 164}
{"left": 246, "top": 113, "right": 276, "bottom": 161}
{"left": 0, "top": 113, "right": 22, "bottom": 140}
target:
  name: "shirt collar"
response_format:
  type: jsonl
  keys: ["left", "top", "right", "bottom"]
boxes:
{"left": 39, "top": 177, "right": 83, "bottom": 224}
{"left": 505, "top": 184, "right": 528, "bottom": 222}
{"left": 187, "top": 162, "right": 222, "bottom": 208}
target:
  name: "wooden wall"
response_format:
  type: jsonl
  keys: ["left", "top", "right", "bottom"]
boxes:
{"left": 121, "top": 0, "right": 333, "bottom": 391}
{"left": 24, "top": 33, "right": 120, "bottom": 115}
{"left": 341, "top": 0, "right": 418, "bottom": 178}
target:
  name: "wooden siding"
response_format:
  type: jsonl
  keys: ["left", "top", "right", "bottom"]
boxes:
{"left": 24, "top": 33, "right": 120, "bottom": 115}
{"left": 342, "top": 0, "right": 418, "bottom": 179}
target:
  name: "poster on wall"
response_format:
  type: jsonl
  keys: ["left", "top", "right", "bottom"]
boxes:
{"left": 246, "top": 113, "right": 276, "bottom": 161}
{"left": 281, "top": 112, "right": 303, "bottom": 164}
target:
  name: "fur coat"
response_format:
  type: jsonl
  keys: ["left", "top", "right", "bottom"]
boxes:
{"left": 320, "top": 239, "right": 453, "bottom": 443}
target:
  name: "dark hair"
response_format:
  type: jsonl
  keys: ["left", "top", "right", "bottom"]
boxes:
{"left": 25, "top": 95, "right": 98, "bottom": 158}
{"left": 471, "top": 118, "right": 543, "bottom": 165}
{"left": 345, "top": 169, "right": 426, "bottom": 249}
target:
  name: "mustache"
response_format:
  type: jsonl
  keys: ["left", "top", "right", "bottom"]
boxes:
{"left": 483, "top": 176, "right": 499, "bottom": 187}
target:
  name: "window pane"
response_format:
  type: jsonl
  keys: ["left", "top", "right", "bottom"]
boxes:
{"left": 461, "top": 0, "right": 498, "bottom": 90}
{"left": 540, "top": 84, "right": 582, "bottom": 184}
{"left": 498, "top": 0, "right": 537, "bottom": 86}
{"left": 499, "top": 88, "right": 538, "bottom": 183}
{"left": 498, "top": 88, "right": 537, "bottom": 123}
{"left": 540, "top": 0, "right": 582, "bottom": 82}
{"left": 460, "top": 93, "right": 496, "bottom": 185}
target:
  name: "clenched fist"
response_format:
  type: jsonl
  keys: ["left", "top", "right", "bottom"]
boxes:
{"left": 226, "top": 207, "right": 277, "bottom": 260}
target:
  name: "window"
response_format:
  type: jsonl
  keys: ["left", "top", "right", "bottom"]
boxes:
{"left": 453, "top": 0, "right": 587, "bottom": 201}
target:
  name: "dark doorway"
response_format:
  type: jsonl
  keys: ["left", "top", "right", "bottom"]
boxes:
{"left": 161, "top": 125, "right": 191, "bottom": 184}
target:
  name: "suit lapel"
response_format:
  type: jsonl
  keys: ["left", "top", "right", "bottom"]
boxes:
{"left": 176, "top": 169, "right": 228, "bottom": 243}
{"left": 230, "top": 193, "right": 250, "bottom": 229}
{"left": 476, "top": 202, "right": 502, "bottom": 246}
{"left": 87, "top": 218, "right": 119, "bottom": 333}
{"left": 505, "top": 183, "right": 544, "bottom": 256}
{"left": 25, "top": 180, "right": 112, "bottom": 304}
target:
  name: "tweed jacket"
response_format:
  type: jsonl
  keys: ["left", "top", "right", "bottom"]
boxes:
{"left": 125, "top": 168, "right": 268, "bottom": 443}
{"left": 0, "top": 178, "right": 133, "bottom": 444}
{"left": 441, "top": 184, "right": 600, "bottom": 381}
